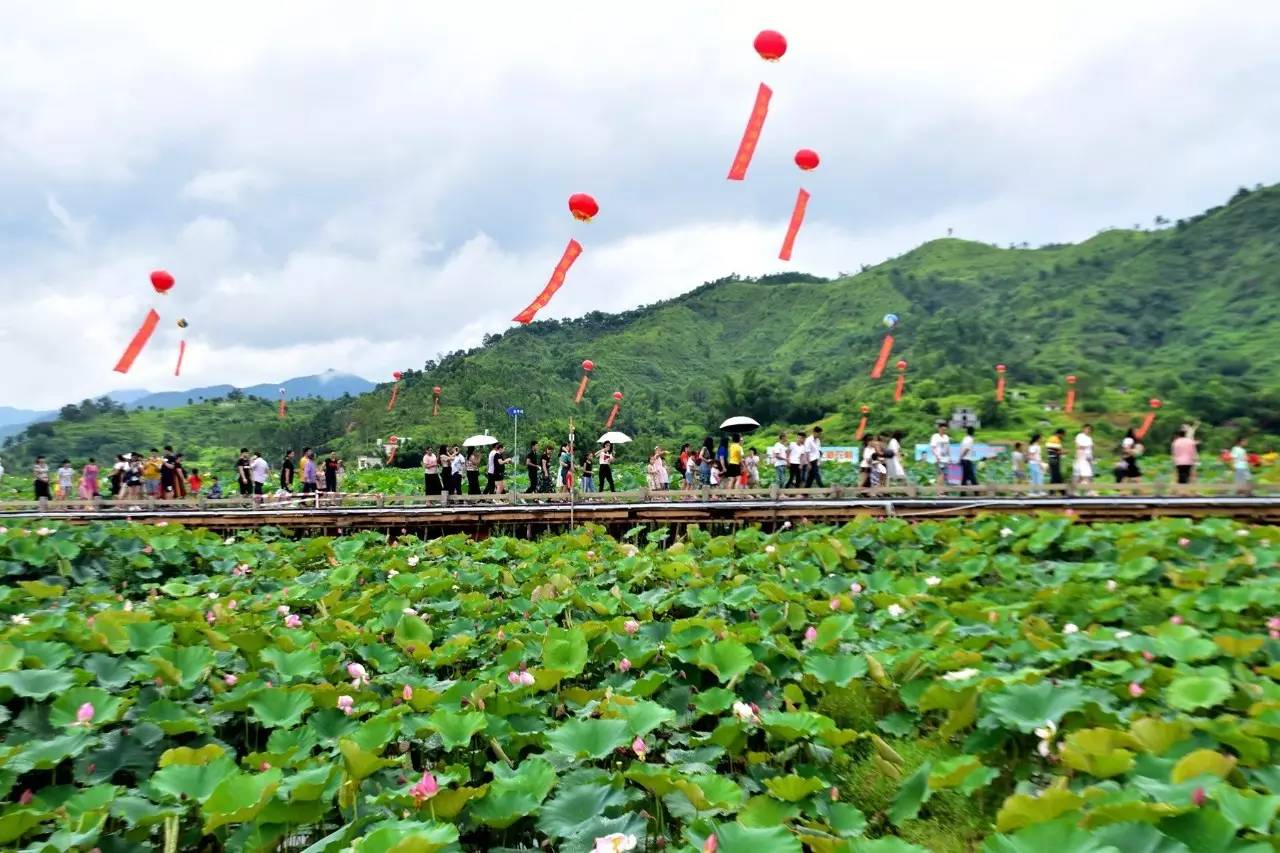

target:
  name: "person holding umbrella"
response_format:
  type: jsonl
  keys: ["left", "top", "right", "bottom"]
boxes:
{"left": 596, "top": 440, "right": 617, "bottom": 492}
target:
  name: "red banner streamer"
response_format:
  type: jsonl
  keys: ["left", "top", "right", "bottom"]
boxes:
{"left": 385, "top": 436, "right": 399, "bottom": 466}
{"left": 605, "top": 404, "right": 620, "bottom": 428}
{"left": 514, "top": 239, "right": 584, "bottom": 324}
{"left": 893, "top": 364, "right": 907, "bottom": 403}
{"left": 1135, "top": 399, "right": 1162, "bottom": 439}
{"left": 995, "top": 364, "right": 1007, "bottom": 403}
{"left": 778, "top": 188, "right": 811, "bottom": 261}
{"left": 855, "top": 406, "right": 870, "bottom": 441}
{"left": 870, "top": 335, "right": 895, "bottom": 379}
{"left": 173, "top": 340, "right": 187, "bottom": 377}
{"left": 113, "top": 309, "right": 161, "bottom": 374}
{"left": 727, "top": 83, "right": 773, "bottom": 181}
{"left": 432, "top": 389, "right": 441, "bottom": 417}
{"left": 278, "top": 392, "right": 286, "bottom": 419}
{"left": 386, "top": 381, "right": 401, "bottom": 412}
{"left": 573, "top": 375, "right": 590, "bottom": 405}
{"left": 1064, "top": 375, "right": 1077, "bottom": 414}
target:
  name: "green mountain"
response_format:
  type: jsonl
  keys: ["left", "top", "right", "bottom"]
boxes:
{"left": 7, "top": 182, "right": 1279, "bottom": 471}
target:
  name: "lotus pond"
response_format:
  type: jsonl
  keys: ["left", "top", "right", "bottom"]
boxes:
{"left": 0, "top": 516, "right": 1278, "bottom": 852}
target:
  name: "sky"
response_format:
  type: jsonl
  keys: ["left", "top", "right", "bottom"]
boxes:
{"left": 2, "top": 1, "right": 1279, "bottom": 409}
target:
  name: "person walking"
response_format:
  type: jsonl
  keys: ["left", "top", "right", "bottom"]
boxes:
{"left": 886, "top": 430, "right": 907, "bottom": 485}
{"left": 33, "top": 456, "right": 51, "bottom": 501}
{"left": 805, "top": 427, "right": 824, "bottom": 488}
{"left": 1045, "top": 430, "right": 1065, "bottom": 487}
{"left": 725, "top": 434, "right": 743, "bottom": 490}
{"left": 1011, "top": 442, "right": 1026, "bottom": 487}
{"left": 1027, "top": 433, "right": 1044, "bottom": 495}
{"left": 249, "top": 451, "right": 270, "bottom": 500}
{"left": 186, "top": 468, "right": 203, "bottom": 496}
{"left": 280, "top": 450, "right": 296, "bottom": 491}
{"left": 1171, "top": 428, "right": 1197, "bottom": 486}
{"left": 787, "top": 431, "right": 806, "bottom": 488}
{"left": 959, "top": 427, "right": 978, "bottom": 487}
{"left": 301, "top": 450, "right": 318, "bottom": 494}
{"left": 324, "top": 453, "right": 341, "bottom": 494}
{"left": 768, "top": 433, "right": 788, "bottom": 488}
{"left": 1073, "top": 424, "right": 1095, "bottom": 491}
{"left": 581, "top": 451, "right": 595, "bottom": 493}
{"left": 236, "top": 449, "right": 253, "bottom": 497}
{"left": 56, "top": 459, "right": 74, "bottom": 501}
{"left": 422, "top": 446, "right": 441, "bottom": 496}
{"left": 449, "top": 446, "right": 465, "bottom": 495}
{"left": 745, "top": 447, "right": 760, "bottom": 487}
{"left": 1120, "top": 429, "right": 1142, "bottom": 482}
{"left": 859, "top": 435, "right": 876, "bottom": 488}
{"left": 525, "top": 442, "right": 540, "bottom": 493}
{"left": 558, "top": 443, "right": 573, "bottom": 493}
{"left": 596, "top": 442, "right": 616, "bottom": 492}
{"left": 82, "top": 458, "right": 99, "bottom": 498}
{"left": 466, "top": 448, "right": 482, "bottom": 495}
{"left": 646, "top": 447, "right": 664, "bottom": 491}
{"left": 1231, "top": 436, "right": 1252, "bottom": 494}
{"left": 491, "top": 443, "right": 510, "bottom": 494}
{"left": 929, "top": 423, "right": 950, "bottom": 486}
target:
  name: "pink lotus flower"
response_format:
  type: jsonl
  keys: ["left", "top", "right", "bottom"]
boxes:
{"left": 829, "top": 597, "right": 840, "bottom": 611}
{"left": 205, "top": 611, "right": 216, "bottom": 624}
{"left": 830, "top": 786, "right": 839, "bottom": 801}
{"left": 284, "top": 614, "right": 302, "bottom": 629}
{"left": 1178, "top": 537, "right": 1190, "bottom": 548}
{"left": 804, "top": 626, "right": 818, "bottom": 644}
{"left": 1170, "top": 615, "right": 1184, "bottom": 625}
{"left": 703, "top": 833, "right": 718, "bottom": 853}
{"left": 1191, "top": 786, "right": 1206, "bottom": 806}
{"left": 410, "top": 770, "right": 439, "bottom": 805}
{"left": 1268, "top": 617, "right": 1280, "bottom": 631}
{"left": 618, "top": 658, "right": 632, "bottom": 673}
{"left": 76, "top": 703, "right": 94, "bottom": 726}
{"left": 277, "top": 604, "right": 290, "bottom": 615}
{"left": 402, "top": 684, "right": 413, "bottom": 702}
{"left": 19, "top": 789, "right": 33, "bottom": 805}
{"left": 1271, "top": 630, "right": 1280, "bottom": 640}
{"left": 260, "top": 761, "right": 272, "bottom": 771}
{"left": 632, "top": 736, "right": 646, "bottom": 760}
{"left": 623, "top": 619, "right": 641, "bottom": 635}
{"left": 850, "top": 582, "right": 863, "bottom": 595}
{"left": 337, "top": 695, "right": 355, "bottom": 715}
{"left": 223, "top": 673, "right": 238, "bottom": 686}
{"left": 1142, "top": 651, "right": 1156, "bottom": 662}
{"left": 228, "top": 600, "right": 238, "bottom": 610}
{"left": 1128, "top": 682, "right": 1144, "bottom": 698}
{"left": 348, "top": 663, "right": 370, "bottom": 688}
{"left": 507, "top": 670, "right": 535, "bottom": 687}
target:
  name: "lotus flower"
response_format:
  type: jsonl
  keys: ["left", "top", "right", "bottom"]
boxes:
{"left": 224, "top": 536, "right": 236, "bottom": 544}
{"left": 1170, "top": 615, "right": 1184, "bottom": 625}
{"left": 925, "top": 576, "right": 941, "bottom": 587}
{"left": 205, "top": 611, "right": 216, "bottom": 624}
{"left": 19, "top": 789, "right": 33, "bottom": 805}
{"left": 830, "top": 786, "right": 839, "bottom": 801}
{"left": 1268, "top": 617, "right": 1280, "bottom": 631}
{"left": 1178, "top": 537, "right": 1190, "bottom": 548}
{"left": 1062, "top": 623, "right": 1079, "bottom": 635}
{"left": 337, "top": 695, "right": 355, "bottom": 715}
{"left": 1272, "top": 630, "right": 1280, "bottom": 640}
{"left": 829, "top": 597, "right": 841, "bottom": 611}
{"left": 1142, "top": 651, "right": 1155, "bottom": 662}
{"left": 632, "top": 736, "right": 646, "bottom": 760}
{"left": 732, "top": 701, "right": 759, "bottom": 724}
{"left": 123, "top": 601, "right": 133, "bottom": 612}
{"left": 0, "top": 527, "right": 7, "bottom": 535}
{"left": 804, "top": 626, "right": 818, "bottom": 644}
{"left": 410, "top": 770, "right": 439, "bottom": 805}
{"left": 387, "top": 569, "right": 399, "bottom": 578}
{"left": 260, "top": 761, "right": 272, "bottom": 771}
{"left": 593, "top": 833, "right": 637, "bottom": 852}
{"left": 886, "top": 603, "right": 905, "bottom": 618}
{"left": 223, "top": 673, "right": 238, "bottom": 686}
{"left": 277, "top": 605, "right": 290, "bottom": 615}
{"left": 228, "top": 600, "right": 238, "bottom": 610}
{"left": 942, "top": 668, "right": 979, "bottom": 682}
{"left": 496, "top": 628, "right": 506, "bottom": 641}
{"left": 507, "top": 671, "right": 521, "bottom": 686}
{"left": 76, "top": 703, "right": 94, "bottom": 726}
{"left": 1114, "top": 630, "right": 1132, "bottom": 640}
{"left": 1034, "top": 719, "right": 1057, "bottom": 758}
{"left": 407, "top": 555, "right": 420, "bottom": 566}
{"left": 207, "top": 592, "right": 219, "bottom": 600}
{"left": 1128, "top": 682, "right": 1144, "bottom": 697}
{"left": 403, "top": 607, "right": 418, "bottom": 616}
{"left": 849, "top": 582, "right": 863, "bottom": 595}
{"left": 519, "top": 671, "right": 535, "bottom": 686}
{"left": 765, "top": 545, "right": 776, "bottom": 554}
{"left": 999, "top": 527, "right": 1013, "bottom": 538}
{"left": 1106, "top": 580, "right": 1118, "bottom": 592}
{"left": 1191, "top": 786, "right": 1206, "bottom": 806}
{"left": 703, "top": 833, "right": 718, "bottom": 853}
{"left": 284, "top": 614, "right": 302, "bottom": 628}
{"left": 10, "top": 614, "right": 30, "bottom": 626}
{"left": 348, "top": 662, "right": 370, "bottom": 687}
{"left": 36, "top": 527, "right": 51, "bottom": 536}
{"left": 623, "top": 619, "right": 640, "bottom": 635}
{"left": 618, "top": 658, "right": 632, "bottom": 673}
{"left": 402, "top": 684, "right": 413, "bottom": 702}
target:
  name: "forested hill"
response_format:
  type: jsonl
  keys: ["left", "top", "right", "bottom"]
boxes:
{"left": 8, "top": 182, "right": 1280, "bottom": 466}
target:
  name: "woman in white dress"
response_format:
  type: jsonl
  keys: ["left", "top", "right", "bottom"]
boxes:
{"left": 1073, "top": 425, "right": 1095, "bottom": 488}
{"left": 1026, "top": 433, "right": 1044, "bottom": 495}
{"left": 886, "top": 431, "right": 907, "bottom": 484}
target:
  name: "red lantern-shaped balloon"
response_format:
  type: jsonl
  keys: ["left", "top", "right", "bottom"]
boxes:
{"left": 278, "top": 387, "right": 287, "bottom": 419}
{"left": 431, "top": 385, "right": 442, "bottom": 416}
{"left": 433, "top": 385, "right": 443, "bottom": 395}
{"left": 893, "top": 360, "right": 908, "bottom": 403}
{"left": 568, "top": 194, "right": 599, "bottom": 222}
{"left": 754, "top": 30, "right": 787, "bottom": 61}
{"left": 392, "top": 371, "right": 403, "bottom": 381}
{"left": 1135, "top": 398, "right": 1162, "bottom": 440}
{"left": 795, "top": 149, "right": 820, "bottom": 171}
{"left": 995, "top": 363, "right": 1007, "bottom": 403}
{"left": 1064, "top": 375, "right": 1078, "bottom": 414}
{"left": 150, "top": 270, "right": 175, "bottom": 294}
{"left": 606, "top": 391, "right": 624, "bottom": 429}
{"left": 574, "top": 360, "right": 595, "bottom": 404}
{"left": 856, "top": 405, "right": 871, "bottom": 440}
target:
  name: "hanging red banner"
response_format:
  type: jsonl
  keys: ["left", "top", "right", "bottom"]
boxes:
{"left": 113, "top": 309, "right": 161, "bottom": 374}
{"left": 1135, "top": 398, "right": 1161, "bottom": 439}
{"left": 894, "top": 361, "right": 907, "bottom": 403}
{"left": 855, "top": 405, "right": 871, "bottom": 440}
{"left": 278, "top": 389, "right": 287, "bottom": 419}
{"left": 605, "top": 391, "right": 623, "bottom": 428}
{"left": 573, "top": 359, "right": 595, "bottom": 405}
{"left": 778, "top": 188, "right": 810, "bottom": 261}
{"left": 1064, "top": 375, "right": 1077, "bottom": 413}
{"left": 870, "top": 335, "right": 895, "bottom": 379}
{"left": 995, "top": 364, "right": 1007, "bottom": 403}
{"left": 514, "top": 239, "right": 583, "bottom": 324}
{"left": 432, "top": 386, "right": 442, "bottom": 416}
{"left": 727, "top": 83, "right": 773, "bottom": 181}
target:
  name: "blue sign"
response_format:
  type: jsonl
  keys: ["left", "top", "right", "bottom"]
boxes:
{"left": 506, "top": 407, "right": 524, "bottom": 417}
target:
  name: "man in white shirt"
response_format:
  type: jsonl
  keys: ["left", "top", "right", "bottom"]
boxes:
{"left": 804, "top": 426, "right": 824, "bottom": 487}
{"left": 768, "top": 434, "right": 788, "bottom": 488}
{"left": 787, "top": 430, "right": 806, "bottom": 488}
{"left": 959, "top": 427, "right": 978, "bottom": 486}
{"left": 929, "top": 423, "right": 951, "bottom": 485}
{"left": 249, "top": 451, "right": 270, "bottom": 499}
{"left": 1073, "top": 424, "right": 1094, "bottom": 488}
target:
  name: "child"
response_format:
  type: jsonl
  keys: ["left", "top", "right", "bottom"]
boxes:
{"left": 1011, "top": 442, "right": 1026, "bottom": 484}
{"left": 709, "top": 458, "right": 723, "bottom": 488}
{"left": 187, "top": 468, "right": 203, "bottom": 496}
{"left": 746, "top": 448, "right": 760, "bottom": 487}
{"left": 57, "top": 460, "right": 75, "bottom": 500}
{"left": 207, "top": 477, "right": 223, "bottom": 499}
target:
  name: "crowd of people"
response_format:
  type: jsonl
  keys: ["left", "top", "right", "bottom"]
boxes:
{"left": 5, "top": 417, "right": 1260, "bottom": 503}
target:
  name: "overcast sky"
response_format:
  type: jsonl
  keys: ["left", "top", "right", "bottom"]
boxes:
{"left": 2, "top": 1, "right": 1278, "bottom": 409}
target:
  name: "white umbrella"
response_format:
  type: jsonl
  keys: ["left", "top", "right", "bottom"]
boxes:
{"left": 597, "top": 431, "right": 632, "bottom": 444}
{"left": 463, "top": 434, "right": 499, "bottom": 448}
{"left": 720, "top": 416, "right": 760, "bottom": 433}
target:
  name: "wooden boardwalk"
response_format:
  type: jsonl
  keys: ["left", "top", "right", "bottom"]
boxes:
{"left": 2, "top": 484, "right": 1277, "bottom": 536}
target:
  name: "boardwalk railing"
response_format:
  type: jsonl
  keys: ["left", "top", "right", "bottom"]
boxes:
{"left": 2, "top": 480, "right": 1276, "bottom": 516}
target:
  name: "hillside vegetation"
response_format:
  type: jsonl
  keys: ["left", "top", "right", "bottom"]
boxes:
{"left": 6, "top": 183, "right": 1279, "bottom": 470}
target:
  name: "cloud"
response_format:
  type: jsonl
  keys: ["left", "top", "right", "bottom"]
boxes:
{"left": 2, "top": 0, "right": 1279, "bottom": 410}
{"left": 180, "top": 169, "right": 272, "bottom": 205}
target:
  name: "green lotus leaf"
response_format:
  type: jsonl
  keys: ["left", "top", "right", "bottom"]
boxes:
{"left": 536, "top": 781, "right": 630, "bottom": 840}
{"left": 760, "top": 710, "right": 836, "bottom": 740}
{"left": 546, "top": 717, "right": 631, "bottom": 760}
{"left": 49, "top": 686, "right": 125, "bottom": 728}
{"left": 201, "top": 767, "right": 282, "bottom": 833}
{"left": 803, "top": 652, "right": 868, "bottom": 686}
{"left": 425, "top": 708, "right": 487, "bottom": 750}
{"left": 338, "top": 738, "right": 397, "bottom": 781}
{"left": 890, "top": 762, "right": 932, "bottom": 825}
{"left": 0, "top": 668, "right": 75, "bottom": 699}
{"left": 1213, "top": 786, "right": 1280, "bottom": 833}
{"left": 763, "top": 774, "right": 826, "bottom": 802}
{"left": 984, "top": 817, "right": 1120, "bottom": 853}
{"left": 148, "top": 756, "right": 239, "bottom": 803}
{"left": 149, "top": 645, "right": 215, "bottom": 689}
{"left": 703, "top": 822, "right": 802, "bottom": 853}
{"left": 258, "top": 646, "right": 322, "bottom": 681}
{"left": 615, "top": 699, "right": 676, "bottom": 736}
{"left": 248, "top": 687, "right": 314, "bottom": 729}
{"left": 1166, "top": 676, "right": 1232, "bottom": 713}
{"left": 540, "top": 626, "right": 588, "bottom": 677}
{"left": 985, "top": 682, "right": 1089, "bottom": 733}
{"left": 350, "top": 819, "right": 459, "bottom": 853}
{"left": 470, "top": 757, "right": 557, "bottom": 828}
{"left": 1152, "top": 625, "right": 1219, "bottom": 663}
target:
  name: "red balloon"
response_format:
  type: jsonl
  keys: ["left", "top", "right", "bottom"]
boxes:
{"left": 995, "top": 364, "right": 1006, "bottom": 373}
{"left": 794, "top": 149, "right": 820, "bottom": 171}
{"left": 1066, "top": 374, "right": 1077, "bottom": 384}
{"left": 582, "top": 359, "right": 594, "bottom": 372}
{"left": 613, "top": 391, "right": 623, "bottom": 400}
{"left": 392, "top": 371, "right": 403, "bottom": 380}
{"left": 568, "top": 193, "right": 599, "bottom": 222}
{"left": 896, "top": 360, "right": 908, "bottom": 371}
{"left": 433, "top": 386, "right": 442, "bottom": 395}
{"left": 754, "top": 30, "right": 787, "bottom": 61}
{"left": 860, "top": 405, "right": 871, "bottom": 414}
{"left": 150, "top": 270, "right": 175, "bottom": 294}
{"left": 1149, "top": 398, "right": 1162, "bottom": 409}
